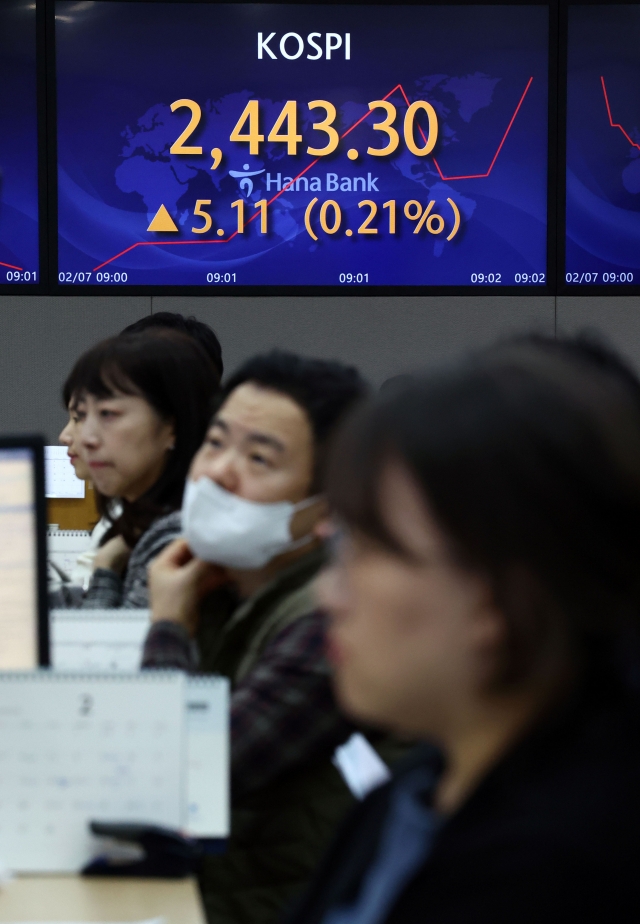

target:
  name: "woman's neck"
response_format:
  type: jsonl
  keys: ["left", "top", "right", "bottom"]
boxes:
{"left": 433, "top": 672, "right": 574, "bottom": 815}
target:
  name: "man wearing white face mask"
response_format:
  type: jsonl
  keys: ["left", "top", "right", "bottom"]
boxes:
{"left": 141, "top": 350, "right": 372, "bottom": 924}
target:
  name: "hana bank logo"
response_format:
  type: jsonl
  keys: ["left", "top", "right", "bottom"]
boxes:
{"left": 229, "top": 164, "right": 266, "bottom": 198}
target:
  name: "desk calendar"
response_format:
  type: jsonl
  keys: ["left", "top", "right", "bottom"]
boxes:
{"left": 0, "top": 672, "right": 185, "bottom": 872}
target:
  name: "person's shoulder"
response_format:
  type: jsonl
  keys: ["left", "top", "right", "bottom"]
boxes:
{"left": 249, "top": 548, "right": 327, "bottom": 644}
{"left": 131, "top": 510, "right": 182, "bottom": 563}
{"left": 528, "top": 695, "right": 640, "bottom": 821}
{"left": 436, "top": 694, "right": 640, "bottom": 869}
{"left": 383, "top": 702, "right": 640, "bottom": 923}
{"left": 270, "top": 581, "right": 318, "bottom": 628}
{"left": 550, "top": 695, "right": 640, "bottom": 832}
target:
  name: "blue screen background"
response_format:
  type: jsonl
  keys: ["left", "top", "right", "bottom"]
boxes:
{"left": 56, "top": 2, "right": 549, "bottom": 287}
{"left": 566, "top": 5, "right": 640, "bottom": 285}
{"left": 0, "top": 1, "right": 40, "bottom": 284}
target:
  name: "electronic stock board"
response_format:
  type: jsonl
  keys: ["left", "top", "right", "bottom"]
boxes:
{"left": 54, "top": 2, "right": 550, "bottom": 290}
{"left": 0, "top": 0, "right": 40, "bottom": 288}
{"left": 565, "top": 4, "right": 640, "bottom": 288}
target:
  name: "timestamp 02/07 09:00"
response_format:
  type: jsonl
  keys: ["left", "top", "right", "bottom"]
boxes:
{"left": 58, "top": 272, "right": 129, "bottom": 283}
{"left": 565, "top": 272, "right": 634, "bottom": 284}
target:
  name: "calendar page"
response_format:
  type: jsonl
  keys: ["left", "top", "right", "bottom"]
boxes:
{"left": 51, "top": 609, "right": 151, "bottom": 673}
{"left": 0, "top": 672, "right": 185, "bottom": 872}
{"left": 184, "top": 676, "right": 229, "bottom": 837}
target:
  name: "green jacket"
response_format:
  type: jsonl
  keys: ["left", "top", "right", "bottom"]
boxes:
{"left": 195, "top": 547, "right": 357, "bottom": 924}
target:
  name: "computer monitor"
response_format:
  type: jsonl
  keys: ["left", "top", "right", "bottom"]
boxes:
{"left": 0, "top": 436, "right": 48, "bottom": 667}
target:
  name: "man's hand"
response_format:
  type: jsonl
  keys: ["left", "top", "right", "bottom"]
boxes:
{"left": 149, "top": 538, "right": 228, "bottom": 635}
{"left": 93, "top": 535, "right": 131, "bottom": 575}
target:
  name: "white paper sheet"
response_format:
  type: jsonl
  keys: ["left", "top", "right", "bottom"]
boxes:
{"left": 333, "top": 732, "right": 391, "bottom": 800}
{"left": 3, "top": 919, "right": 165, "bottom": 924}
{"left": 45, "top": 446, "right": 85, "bottom": 499}
{"left": 51, "top": 609, "right": 151, "bottom": 673}
{"left": 184, "top": 676, "right": 229, "bottom": 837}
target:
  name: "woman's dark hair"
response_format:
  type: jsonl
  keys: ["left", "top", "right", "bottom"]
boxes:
{"left": 63, "top": 330, "right": 220, "bottom": 546}
{"left": 121, "top": 311, "right": 223, "bottom": 379}
{"left": 221, "top": 350, "right": 369, "bottom": 488}
{"left": 328, "top": 335, "right": 640, "bottom": 689}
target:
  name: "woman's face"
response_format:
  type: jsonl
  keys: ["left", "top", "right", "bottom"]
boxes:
{"left": 59, "top": 404, "right": 90, "bottom": 481}
{"left": 319, "top": 462, "right": 503, "bottom": 740}
{"left": 77, "top": 390, "right": 175, "bottom": 501}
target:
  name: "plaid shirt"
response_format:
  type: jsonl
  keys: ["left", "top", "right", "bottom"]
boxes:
{"left": 142, "top": 604, "right": 354, "bottom": 800}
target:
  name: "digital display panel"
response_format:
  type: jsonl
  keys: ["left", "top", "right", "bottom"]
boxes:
{"left": 55, "top": 2, "right": 549, "bottom": 289}
{"left": 0, "top": 1, "right": 40, "bottom": 286}
{"left": 0, "top": 448, "right": 38, "bottom": 669}
{"left": 566, "top": 5, "right": 640, "bottom": 286}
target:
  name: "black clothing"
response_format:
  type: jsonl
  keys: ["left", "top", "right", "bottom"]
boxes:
{"left": 285, "top": 682, "right": 640, "bottom": 924}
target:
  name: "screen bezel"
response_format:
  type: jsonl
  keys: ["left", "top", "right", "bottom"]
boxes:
{"left": 46, "top": 0, "right": 559, "bottom": 296}
{"left": 0, "top": 435, "right": 50, "bottom": 667}
{"left": 558, "top": 0, "right": 640, "bottom": 296}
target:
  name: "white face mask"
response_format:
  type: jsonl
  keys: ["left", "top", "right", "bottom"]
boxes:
{"left": 182, "top": 476, "right": 321, "bottom": 569}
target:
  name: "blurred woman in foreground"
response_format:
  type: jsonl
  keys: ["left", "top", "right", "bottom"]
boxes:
{"left": 290, "top": 337, "right": 640, "bottom": 924}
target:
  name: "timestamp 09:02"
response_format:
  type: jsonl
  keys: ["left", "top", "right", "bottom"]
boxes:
{"left": 471, "top": 273, "right": 546, "bottom": 284}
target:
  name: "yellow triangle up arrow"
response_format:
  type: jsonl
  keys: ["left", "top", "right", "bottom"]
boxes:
{"left": 147, "top": 204, "right": 179, "bottom": 232}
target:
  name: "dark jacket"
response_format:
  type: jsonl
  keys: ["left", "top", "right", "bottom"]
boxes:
{"left": 142, "top": 545, "right": 408, "bottom": 924}
{"left": 194, "top": 547, "right": 357, "bottom": 924}
{"left": 285, "top": 679, "right": 640, "bottom": 924}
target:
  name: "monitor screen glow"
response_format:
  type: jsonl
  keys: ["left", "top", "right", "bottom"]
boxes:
{"left": 0, "top": 448, "right": 39, "bottom": 669}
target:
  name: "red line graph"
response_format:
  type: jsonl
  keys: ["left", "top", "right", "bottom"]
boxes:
{"left": 1, "top": 259, "right": 23, "bottom": 271}
{"left": 93, "top": 78, "right": 533, "bottom": 271}
{"left": 433, "top": 77, "right": 533, "bottom": 180}
{"left": 601, "top": 76, "right": 640, "bottom": 151}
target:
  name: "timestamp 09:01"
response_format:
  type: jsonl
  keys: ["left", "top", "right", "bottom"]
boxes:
{"left": 6, "top": 271, "right": 37, "bottom": 282}
{"left": 207, "top": 273, "right": 237, "bottom": 283}
{"left": 340, "top": 273, "right": 369, "bottom": 283}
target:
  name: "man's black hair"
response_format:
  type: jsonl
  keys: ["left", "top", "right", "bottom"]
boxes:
{"left": 122, "top": 312, "right": 223, "bottom": 379}
{"left": 221, "top": 350, "right": 369, "bottom": 487}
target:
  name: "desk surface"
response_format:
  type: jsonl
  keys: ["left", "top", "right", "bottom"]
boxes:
{"left": 0, "top": 876, "right": 206, "bottom": 923}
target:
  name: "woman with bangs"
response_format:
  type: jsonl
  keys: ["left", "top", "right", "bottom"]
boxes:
{"left": 287, "top": 336, "right": 640, "bottom": 924}
{"left": 56, "top": 311, "right": 223, "bottom": 590}
{"left": 58, "top": 329, "right": 220, "bottom": 608}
